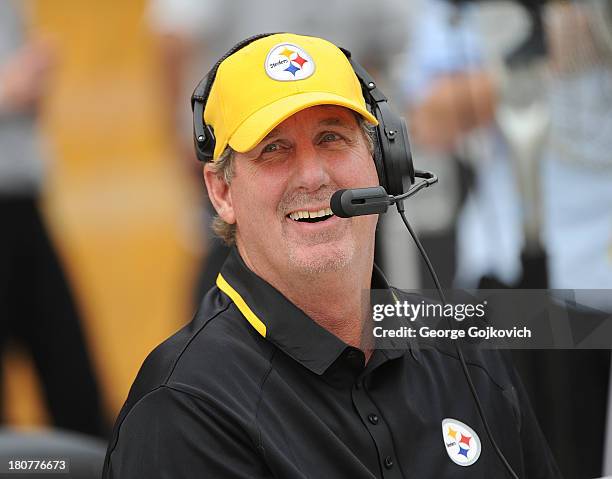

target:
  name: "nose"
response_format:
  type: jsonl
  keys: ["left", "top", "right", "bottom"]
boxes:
{"left": 290, "top": 143, "right": 331, "bottom": 192}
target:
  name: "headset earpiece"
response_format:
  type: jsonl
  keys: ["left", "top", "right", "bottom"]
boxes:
{"left": 371, "top": 101, "right": 415, "bottom": 196}
{"left": 345, "top": 53, "right": 415, "bottom": 196}
{"left": 192, "top": 75, "right": 215, "bottom": 162}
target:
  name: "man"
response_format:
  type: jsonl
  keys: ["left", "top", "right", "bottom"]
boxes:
{"left": 103, "top": 33, "right": 559, "bottom": 478}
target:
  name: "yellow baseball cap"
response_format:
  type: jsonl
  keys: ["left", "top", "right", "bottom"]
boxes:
{"left": 204, "top": 33, "right": 379, "bottom": 161}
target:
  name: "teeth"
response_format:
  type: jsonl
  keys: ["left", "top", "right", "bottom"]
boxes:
{"left": 288, "top": 207, "right": 335, "bottom": 221}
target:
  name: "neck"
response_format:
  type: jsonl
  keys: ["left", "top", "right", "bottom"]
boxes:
{"left": 283, "top": 268, "right": 372, "bottom": 350}
{"left": 238, "top": 246, "right": 374, "bottom": 353}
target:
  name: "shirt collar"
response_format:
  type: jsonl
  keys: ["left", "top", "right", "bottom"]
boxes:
{"left": 217, "top": 247, "right": 415, "bottom": 375}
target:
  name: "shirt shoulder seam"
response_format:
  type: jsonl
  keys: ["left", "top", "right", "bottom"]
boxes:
{"left": 106, "top": 384, "right": 171, "bottom": 459}
{"left": 162, "top": 299, "right": 232, "bottom": 385}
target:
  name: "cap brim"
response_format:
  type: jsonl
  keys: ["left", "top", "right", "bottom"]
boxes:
{"left": 228, "top": 92, "right": 379, "bottom": 154}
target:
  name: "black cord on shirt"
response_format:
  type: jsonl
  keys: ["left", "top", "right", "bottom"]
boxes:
{"left": 394, "top": 199, "right": 520, "bottom": 479}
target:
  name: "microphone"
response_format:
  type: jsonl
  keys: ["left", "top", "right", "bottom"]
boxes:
{"left": 331, "top": 170, "right": 439, "bottom": 218}
{"left": 331, "top": 187, "right": 391, "bottom": 218}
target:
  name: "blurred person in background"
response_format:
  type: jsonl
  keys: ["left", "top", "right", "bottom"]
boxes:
{"left": 405, "top": 0, "right": 520, "bottom": 289}
{"left": 147, "top": 0, "right": 413, "bottom": 301}
{"left": 402, "top": 0, "right": 612, "bottom": 477}
{"left": 407, "top": 0, "right": 612, "bottom": 293}
{"left": 0, "top": 1, "right": 105, "bottom": 437}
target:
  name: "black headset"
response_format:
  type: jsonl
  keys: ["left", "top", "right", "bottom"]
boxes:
{"left": 191, "top": 33, "right": 415, "bottom": 197}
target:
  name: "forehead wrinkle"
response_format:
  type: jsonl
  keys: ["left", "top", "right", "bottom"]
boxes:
{"left": 318, "top": 118, "right": 343, "bottom": 127}
{"left": 318, "top": 115, "right": 361, "bottom": 132}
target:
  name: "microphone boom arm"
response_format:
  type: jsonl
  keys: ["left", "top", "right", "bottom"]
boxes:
{"left": 393, "top": 170, "right": 439, "bottom": 202}
{"left": 330, "top": 170, "right": 439, "bottom": 218}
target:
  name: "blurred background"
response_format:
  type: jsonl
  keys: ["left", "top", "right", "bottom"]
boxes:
{"left": 1, "top": 0, "right": 611, "bottom": 477}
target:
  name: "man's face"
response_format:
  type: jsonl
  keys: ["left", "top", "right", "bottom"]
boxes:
{"left": 207, "top": 105, "right": 379, "bottom": 280}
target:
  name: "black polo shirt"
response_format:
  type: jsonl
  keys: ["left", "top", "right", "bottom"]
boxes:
{"left": 103, "top": 248, "right": 560, "bottom": 478}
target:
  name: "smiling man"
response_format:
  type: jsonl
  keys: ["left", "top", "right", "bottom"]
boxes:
{"left": 103, "top": 34, "right": 559, "bottom": 478}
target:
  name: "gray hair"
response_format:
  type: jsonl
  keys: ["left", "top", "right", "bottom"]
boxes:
{"left": 208, "top": 115, "right": 376, "bottom": 246}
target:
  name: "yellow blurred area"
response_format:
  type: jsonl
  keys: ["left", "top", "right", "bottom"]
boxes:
{"left": 3, "top": 0, "right": 203, "bottom": 425}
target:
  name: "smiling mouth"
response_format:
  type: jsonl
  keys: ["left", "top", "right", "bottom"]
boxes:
{"left": 287, "top": 207, "right": 335, "bottom": 223}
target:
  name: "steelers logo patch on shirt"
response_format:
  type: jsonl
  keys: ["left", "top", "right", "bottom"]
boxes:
{"left": 265, "top": 43, "right": 315, "bottom": 81}
{"left": 441, "top": 418, "right": 482, "bottom": 466}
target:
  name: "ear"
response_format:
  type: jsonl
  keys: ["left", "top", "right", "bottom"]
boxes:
{"left": 203, "top": 164, "right": 236, "bottom": 225}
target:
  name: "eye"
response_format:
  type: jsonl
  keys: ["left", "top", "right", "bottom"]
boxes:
{"left": 263, "top": 142, "right": 280, "bottom": 153}
{"left": 320, "top": 132, "right": 341, "bottom": 143}
{"left": 256, "top": 140, "right": 290, "bottom": 163}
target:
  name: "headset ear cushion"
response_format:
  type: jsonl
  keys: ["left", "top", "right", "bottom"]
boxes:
{"left": 372, "top": 127, "right": 387, "bottom": 191}
{"left": 399, "top": 119, "right": 415, "bottom": 186}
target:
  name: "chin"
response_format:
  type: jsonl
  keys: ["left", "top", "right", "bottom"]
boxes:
{"left": 286, "top": 238, "right": 356, "bottom": 276}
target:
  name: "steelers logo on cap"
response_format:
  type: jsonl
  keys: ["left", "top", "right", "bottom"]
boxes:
{"left": 265, "top": 43, "right": 315, "bottom": 81}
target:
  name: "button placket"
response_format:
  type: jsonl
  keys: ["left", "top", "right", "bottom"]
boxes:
{"left": 351, "top": 376, "right": 403, "bottom": 478}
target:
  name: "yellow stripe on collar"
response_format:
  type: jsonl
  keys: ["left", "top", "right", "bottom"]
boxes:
{"left": 216, "top": 273, "right": 267, "bottom": 338}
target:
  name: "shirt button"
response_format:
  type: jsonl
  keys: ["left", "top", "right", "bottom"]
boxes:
{"left": 384, "top": 456, "right": 394, "bottom": 469}
{"left": 368, "top": 414, "right": 379, "bottom": 425}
